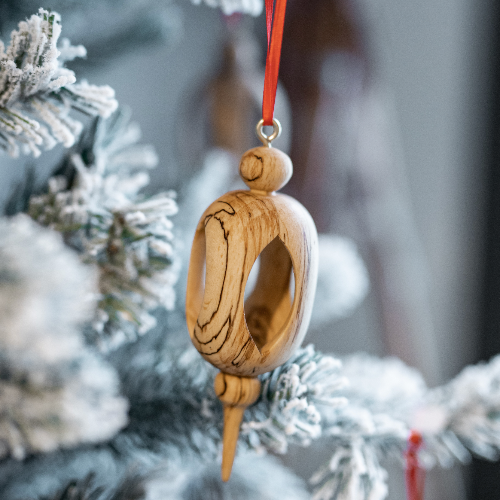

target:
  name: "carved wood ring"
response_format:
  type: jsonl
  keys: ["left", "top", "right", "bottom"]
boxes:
{"left": 186, "top": 187, "right": 318, "bottom": 377}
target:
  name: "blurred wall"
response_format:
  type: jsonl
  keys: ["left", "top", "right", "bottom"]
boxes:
{"left": 365, "top": 0, "right": 496, "bottom": 383}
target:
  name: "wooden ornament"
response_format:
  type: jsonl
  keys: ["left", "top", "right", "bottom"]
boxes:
{"left": 186, "top": 122, "right": 318, "bottom": 481}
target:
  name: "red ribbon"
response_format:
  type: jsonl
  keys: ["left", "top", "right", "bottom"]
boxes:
{"left": 262, "top": 0, "right": 288, "bottom": 125}
{"left": 406, "top": 430, "right": 425, "bottom": 500}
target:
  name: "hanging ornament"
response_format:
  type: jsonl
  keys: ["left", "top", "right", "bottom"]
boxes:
{"left": 185, "top": 0, "right": 318, "bottom": 482}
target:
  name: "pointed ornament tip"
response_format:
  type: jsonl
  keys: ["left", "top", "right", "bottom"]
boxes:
{"left": 214, "top": 372, "right": 261, "bottom": 482}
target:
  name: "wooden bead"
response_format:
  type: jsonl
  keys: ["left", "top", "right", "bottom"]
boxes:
{"left": 214, "top": 372, "right": 261, "bottom": 407}
{"left": 239, "top": 146, "right": 293, "bottom": 193}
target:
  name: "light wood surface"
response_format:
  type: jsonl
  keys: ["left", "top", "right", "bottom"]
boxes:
{"left": 186, "top": 146, "right": 318, "bottom": 480}
{"left": 239, "top": 146, "right": 292, "bottom": 193}
{"left": 186, "top": 148, "right": 318, "bottom": 376}
{"left": 214, "top": 372, "right": 261, "bottom": 481}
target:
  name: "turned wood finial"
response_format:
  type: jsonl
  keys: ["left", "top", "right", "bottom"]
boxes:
{"left": 214, "top": 372, "right": 261, "bottom": 481}
{"left": 239, "top": 146, "right": 293, "bottom": 193}
{"left": 186, "top": 140, "right": 318, "bottom": 482}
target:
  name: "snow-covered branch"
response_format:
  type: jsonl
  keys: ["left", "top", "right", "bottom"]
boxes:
{"left": 28, "top": 109, "right": 178, "bottom": 350}
{"left": 311, "top": 353, "right": 500, "bottom": 499}
{"left": 0, "top": 9, "right": 117, "bottom": 157}
{"left": 0, "top": 215, "right": 127, "bottom": 460}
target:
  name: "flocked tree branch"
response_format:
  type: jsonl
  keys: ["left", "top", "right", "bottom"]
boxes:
{"left": 310, "top": 353, "right": 500, "bottom": 500}
{"left": 242, "top": 345, "right": 348, "bottom": 454}
{"left": 28, "top": 108, "right": 178, "bottom": 350}
{"left": 0, "top": 215, "right": 128, "bottom": 460}
{"left": 0, "top": 9, "right": 117, "bottom": 157}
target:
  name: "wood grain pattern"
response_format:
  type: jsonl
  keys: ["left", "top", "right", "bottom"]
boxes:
{"left": 214, "top": 372, "right": 261, "bottom": 482}
{"left": 185, "top": 146, "right": 318, "bottom": 480}
{"left": 186, "top": 188, "right": 318, "bottom": 376}
{"left": 239, "top": 146, "right": 292, "bottom": 192}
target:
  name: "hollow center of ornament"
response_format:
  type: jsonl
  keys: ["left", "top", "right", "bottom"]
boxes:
{"left": 243, "top": 236, "right": 295, "bottom": 351}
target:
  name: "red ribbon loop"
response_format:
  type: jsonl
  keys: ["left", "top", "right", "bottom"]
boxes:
{"left": 262, "top": 0, "right": 287, "bottom": 126}
{"left": 406, "top": 430, "right": 425, "bottom": 500}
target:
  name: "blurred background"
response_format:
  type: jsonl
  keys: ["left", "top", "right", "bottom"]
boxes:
{"left": 1, "top": 0, "right": 499, "bottom": 498}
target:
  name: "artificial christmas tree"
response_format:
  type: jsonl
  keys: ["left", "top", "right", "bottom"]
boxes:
{"left": 0, "top": 5, "right": 499, "bottom": 500}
